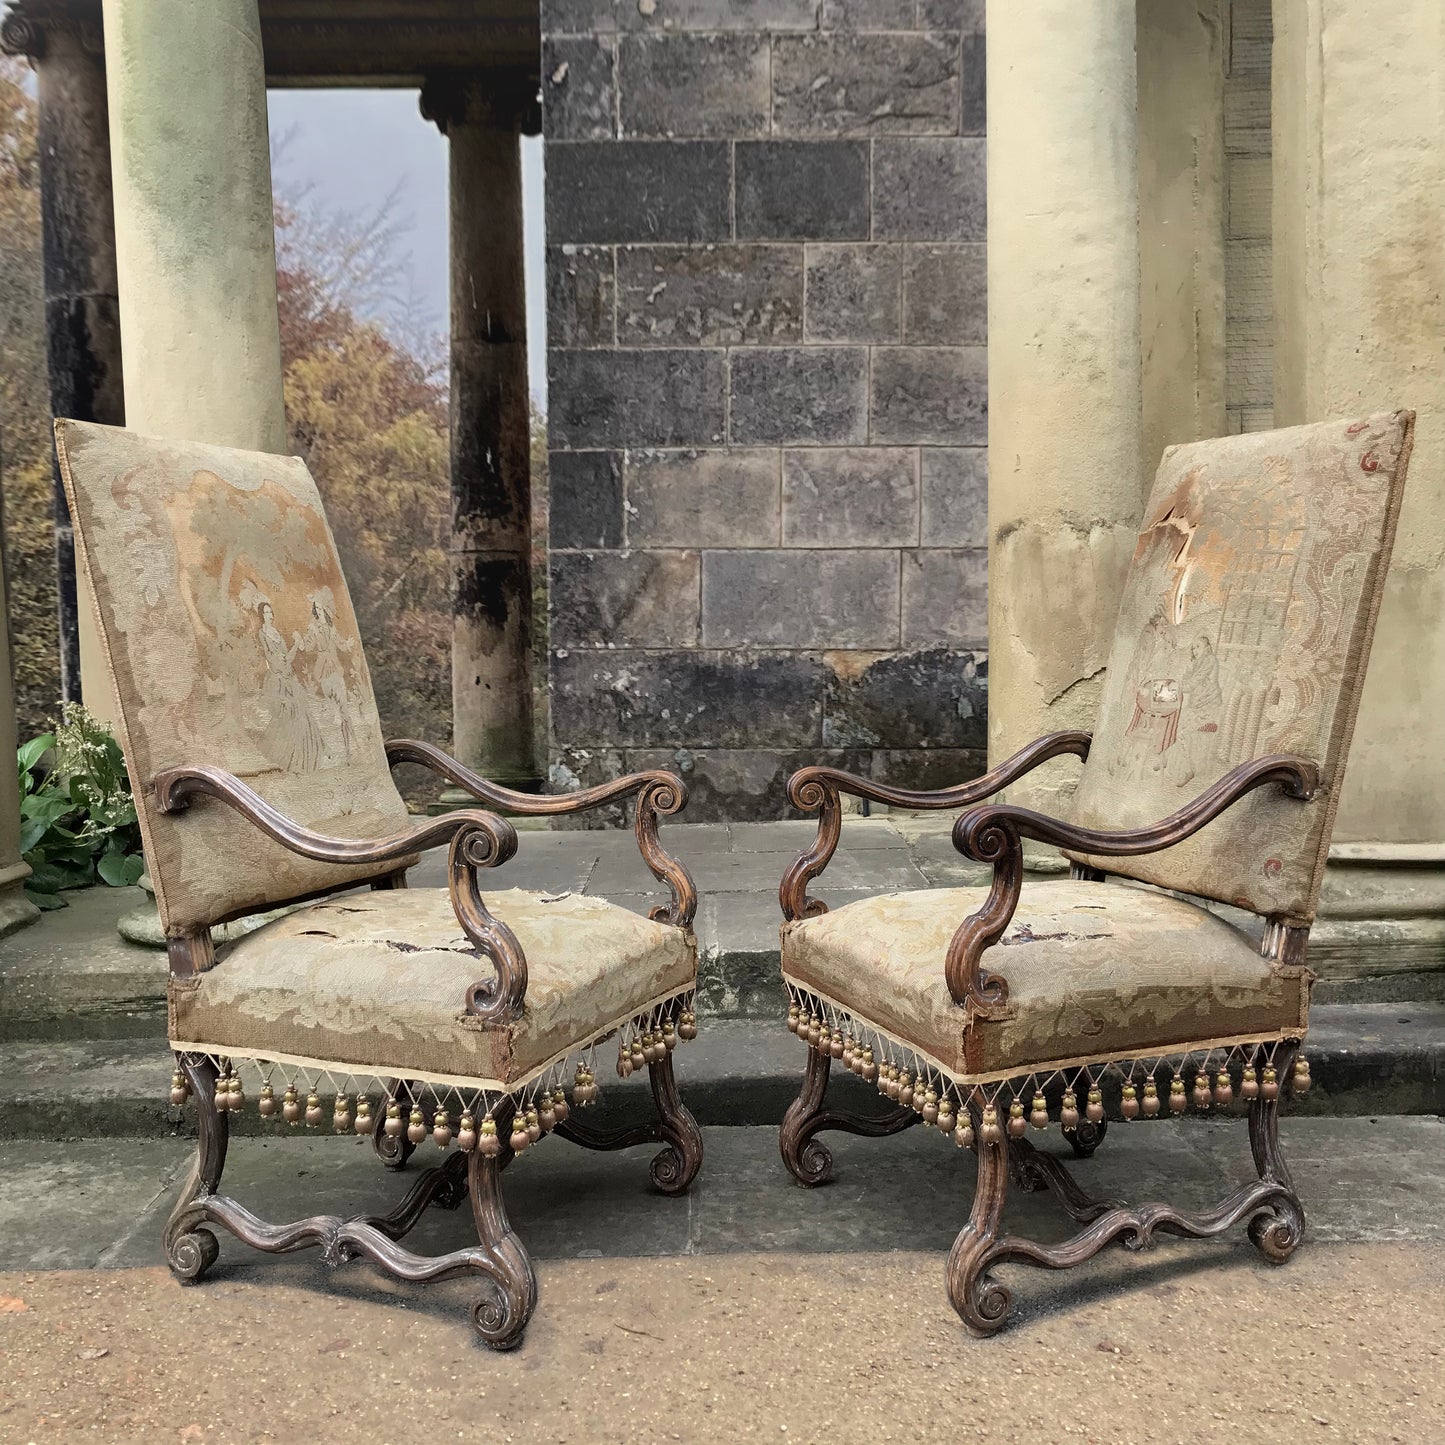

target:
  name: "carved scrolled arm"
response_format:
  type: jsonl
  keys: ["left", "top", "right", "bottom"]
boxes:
{"left": 384, "top": 739, "right": 696, "bottom": 930}
{"left": 944, "top": 753, "right": 1321, "bottom": 1016}
{"left": 152, "top": 764, "right": 527, "bottom": 1021}
{"left": 778, "top": 731, "right": 1092, "bottom": 923}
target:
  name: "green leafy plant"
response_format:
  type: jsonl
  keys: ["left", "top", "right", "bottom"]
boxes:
{"left": 17, "top": 703, "right": 144, "bottom": 908}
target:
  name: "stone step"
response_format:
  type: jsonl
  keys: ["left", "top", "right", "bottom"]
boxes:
{"left": 3, "top": 1003, "right": 1443, "bottom": 1141}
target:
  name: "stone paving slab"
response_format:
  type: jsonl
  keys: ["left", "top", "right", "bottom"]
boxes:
{"left": 3, "top": 1240, "right": 1441, "bottom": 1443}
{"left": 3, "top": 1117, "right": 1444, "bottom": 1276}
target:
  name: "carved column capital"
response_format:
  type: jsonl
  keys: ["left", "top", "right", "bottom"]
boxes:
{"left": 1, "top": 4, "right": 104, "bottom": 60}
{"left": 420, "top": 70, "right": 541, "bottom": 137}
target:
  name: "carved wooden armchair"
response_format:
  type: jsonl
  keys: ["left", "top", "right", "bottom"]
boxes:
{"left": 777, "top": 412, "right": 1415, "bottom": 1333}
{"left": 55, "top": 420, "right": 703, "bottom": 1349}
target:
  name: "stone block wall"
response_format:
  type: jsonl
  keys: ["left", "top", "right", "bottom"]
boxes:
{"left": 542, "top": 0, "right": 988, "bottom": 818}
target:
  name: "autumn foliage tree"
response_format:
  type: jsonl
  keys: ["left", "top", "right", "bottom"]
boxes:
{"left": 0, "top": 66, "right": 454, "bottom": 768}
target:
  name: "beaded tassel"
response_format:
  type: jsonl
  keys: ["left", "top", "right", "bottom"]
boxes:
{"left": 552, "top": 1086, "right": 571, "bottom": 1123}
{"left": 957, "top": 1112, "right": 975, "bottom": 1149}
{"left": 1121, "top": 1082, "right": 1140, "bottom": 1120}
{"left": 1192, "top": 1070, "right": 1213, "bottom": 1111}
{"left": 283, "top": 1085, "right": 302, "bottom": 1126}
{"left": 1060, "top": 1089, "right": 1080, "bottom": 1130}
{"left": 861, "top": 1047, "right": 878, "bottom": 1083}
{"left": 922, "top": 1087, "right": 939, "bottom": 1125}
{"left": 432, "top": 1108, "right": 453, "bottom": 1149}
{"left": 1214, "top": 1069, "right": 1234, "bottom": 1107}
{"left": 678, "top": 1009, "right": 698, "bottom": 1041}
{"left": 1293, "top": 1058, "right": 1310, "bottom": 1094}
{"left": 539, "top": 1095, "right": 557, "bottom": 1132}
{"left": 406, "top": 1104, "right": 427, "bottom": 1144}
{"left": 332, "top": 1095, "right": 351, "bottom": 1134}
{"left": 170, "top": 1070, "right": 189, "bottom": 1107}
{"left": 936, "top": 1095, "right": 956, "bottom": 1134}
{"left": 662, "top": 1019, "right": 678, "bottom": 1053}
{"left": 258, "top": 1082, "right": 277, "bottom": 1119}
{"left": 306, "top": 1091, "right": 324, "bottom": 1128}
{"left": 1142, "top": 1080, "right": 1160, "bottom": 1117}
{"left": 1007, "top": 1099, "right": 1027, "bottom": 1138}
{"left": 525, "top": 1107, "right": 542, "bottom": 1142}
{"left": 478, "top": 1117, "right": 501, "bottom": 1157}
{"left": 383, "top": 1100, "right": 403, "bottom": 1137}
{"left": 980, "top": 1106, "right": 1002, "bottom": 1145}
{"left": 510, "top": 1118, "right": 531, "bottom": 1153}
{"left": 458, "top": 1112, "right": 478, "bottom": 1152}
{"left": 1261, "top": 1066, "right": 1279, "bottom": 1101}
{"left": 1029, "top": 1093, "right": 1048, "bottom": 1130}
{"left": 1169, "top": 1076, "right": 1187, "bottom": 1115}
{"left": 1240, "top": 1065, "right": 1260, "bottom": 1099}
{"left": 787, "top": 1003, "right": 801, "bottom": 1034}
{"left": 1085, "top": 1086, "right": 1105, "bottom": 1124}
{"left": 354, "top": 1097, "right": 375, "bottom": 1135}
{"left": 898, "top": 1072, "right": 915, "bottom": 1110}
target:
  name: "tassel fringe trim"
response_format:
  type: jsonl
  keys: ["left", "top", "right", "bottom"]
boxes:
{"left": 784, "top": 983, "right": 1309, "bottom": 1147}
{"left": 166, "top": 989, "right": 698, "bottom": 1157}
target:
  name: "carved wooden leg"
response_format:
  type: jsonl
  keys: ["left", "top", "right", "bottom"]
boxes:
{"left": 946, "top": 1101, "right": 1012, "bottom": 1335}
{"left": 1067, "top": 1118, "right": 1108, "bottom": 1158}
{"left": 778, "top": 1044, "right": 919, "bottom": 1188}
{"left": 1247, "top": 1042, "right": 1305, "bottom": 1264}
{"left": 467, "top": 1100, "right": 538, "bottom": 1350}
{"left": 163, "top": 1053, "right": 229, "bottom": 1282}
{"left": 646, "top": 1049, "right": 704, "bottom": 1195}
{"left": 553, "top": 1048, "right": 704, "bottom": 1196}
{"left": 372, "top": 1080, "right": 419, "bottom": 1171}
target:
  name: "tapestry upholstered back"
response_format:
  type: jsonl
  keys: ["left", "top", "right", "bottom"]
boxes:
{"left": 1066, "top": 411, "right": 1414, "bottom": 922}
{"left": 55, "top": 420, "right": 413, "bottom": 933}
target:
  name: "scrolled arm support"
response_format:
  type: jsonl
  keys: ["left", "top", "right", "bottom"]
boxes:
{"left": 945, "top": 753, "right": 1321, "bottom": 1017}
{"left": 152, "top": 764, "right": 528, "bottom": 1022}
{"left": 779, "top": 731, "right": 1092, "bottom": 923}
{"left": 384, "top": 739, "right": 696, "bottom": 929}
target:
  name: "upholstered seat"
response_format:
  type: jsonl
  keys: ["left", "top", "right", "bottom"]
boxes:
{"left": 782, "top": 881, "right": 1307, "bottom": 1083}
{"left": 171, "top": 888, "right": 697, "bottom": 1088}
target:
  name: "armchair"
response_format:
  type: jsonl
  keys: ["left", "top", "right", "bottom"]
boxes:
{"left": 56, "top": 419, "right": 703, "bottom": 1348}
{"left": 776, "top": 411, "right": 1415, "bottom": 1333}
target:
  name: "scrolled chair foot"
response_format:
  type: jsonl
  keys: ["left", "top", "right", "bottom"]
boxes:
{"left": 166, "top": 1226, "right": 221, "bottom": 1283}
{"left": 648, "top": 1050, "right": 704, "bottom": 1196}
{"left": 1248, "top": 1200, "right": 1305, "bottom": 1265}
{"left": 470, "top": 1247, "right": 537, "bottom": 1352}
{"left": 164, "top": 1052, "right": 229, "bottom": 1285}
{"left": 779, "top": 1046, "right": 834, "bottom": 1188}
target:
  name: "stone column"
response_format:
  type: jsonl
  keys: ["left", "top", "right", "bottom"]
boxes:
{"left": 1, "top": 12, "right": 125, "bottom": 709}
{"left": 1137, "top": 0, "right": 1227, "bottom": 473}
{"left": 1273, "top": 0, "right": 1445, "bottom": 979}
{"left": 422, "top": 74, "right": 538, "bottom": 789}
{"left": 985, "top": 1, "right": 1145, "bottom": 815}
{"left": 99, "top": 0, "right": 285, "bottom": 453}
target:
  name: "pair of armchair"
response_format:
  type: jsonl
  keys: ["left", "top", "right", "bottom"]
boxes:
{"left": 55, "top": 408, "right": 1413, "bottom": 1347}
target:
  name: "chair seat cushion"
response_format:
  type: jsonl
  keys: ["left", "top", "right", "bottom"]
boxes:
{"left": 169, "top": 888, "right": 697, "bottom": 1089}
{"left": 781, "top": 880, "right": 1309, "bottom": 1083}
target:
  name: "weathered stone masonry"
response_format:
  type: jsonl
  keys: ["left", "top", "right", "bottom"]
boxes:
{"left": 542, "top": 0, "right": 988, "bottom": 818}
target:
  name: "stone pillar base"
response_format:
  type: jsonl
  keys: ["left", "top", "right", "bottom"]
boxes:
{"left": 0, "top": 875, "right": 40, "bottom": 938}
{"left": 1309, "top": 845, "right": 1445, "bottom": 990}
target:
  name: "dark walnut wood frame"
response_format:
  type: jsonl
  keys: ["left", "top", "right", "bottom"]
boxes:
{"left": 778, "top": 730, "right": 1318, "bottom": 1335}
{"left": 153, "top": 741, "right": 703, "bottom": 1350}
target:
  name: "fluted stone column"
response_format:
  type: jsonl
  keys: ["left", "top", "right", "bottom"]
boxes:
{"left": 1273, "top": 0, "right": 1445, "bottom": 979}
{"left": 985, "top": 1, "right": 1145, "bottom": 815}
{"left": 99, "top": 0, "right": 285, "bottom": 453}
{"left": 0, "top": 13, "right": 125, "bottom": 707}
{"left": 422, "top": 74, "right": 538, "bottom": 789}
